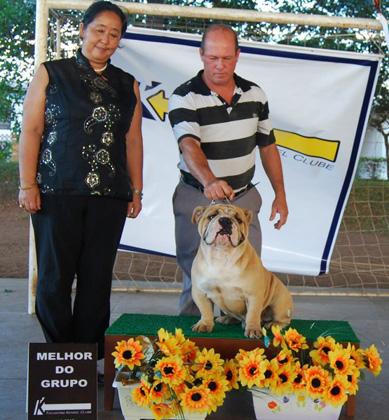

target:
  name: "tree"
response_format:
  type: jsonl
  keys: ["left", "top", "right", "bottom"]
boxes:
{"left": 0, "top": 0, "right": 35, "bottom": 134}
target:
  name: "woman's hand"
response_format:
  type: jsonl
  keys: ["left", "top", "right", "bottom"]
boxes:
{"left": 18, "top": 185, "right": 41, "bottom": 214}
{"left": 126, "top": 195, "right": 142, "bottom": 218}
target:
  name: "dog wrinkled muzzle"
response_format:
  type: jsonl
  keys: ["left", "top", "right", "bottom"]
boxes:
{"left": 218, "top": 217, "right": 232, "bottom": 235}
{"left": 203, "top": 216, "right": 242, "bottom": 247}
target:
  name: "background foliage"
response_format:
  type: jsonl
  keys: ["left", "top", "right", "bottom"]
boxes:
{"left": 0, "top": 0, "right": 35, "bottom": 134}
{"left": 0, "top": 0, "right": 387, "bottom": 169}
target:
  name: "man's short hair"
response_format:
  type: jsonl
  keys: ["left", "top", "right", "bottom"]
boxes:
{"left": 201, "top": 24, "right": 239, "bottom": 52}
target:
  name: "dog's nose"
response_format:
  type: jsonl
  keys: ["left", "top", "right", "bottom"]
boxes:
{"left": 219, "top": 217, "right": 232, "bottom": 230}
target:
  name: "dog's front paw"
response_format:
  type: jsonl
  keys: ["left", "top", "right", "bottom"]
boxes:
{"left": 192, "top": 319, "right": 214, "bottom": 333}
{"left": 215, "top": 315, "right": 240, "bottom": 325}
{"left": 244, "top": 325, "right": 262, "bottom": 339}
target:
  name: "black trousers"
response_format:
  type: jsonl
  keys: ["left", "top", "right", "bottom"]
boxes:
{"left": 31, "top": 195, "right": 127, "bottom": 359}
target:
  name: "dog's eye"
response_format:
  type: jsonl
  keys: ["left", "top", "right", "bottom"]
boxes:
{"left": 208, "top": 214, "right": 216, "bottom": 220}
{"left": 235, "top": 216, "right": 243, "bottom": 223}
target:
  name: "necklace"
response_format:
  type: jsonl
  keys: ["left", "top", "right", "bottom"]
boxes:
{"left": 92, "top": 63, "right": 108, "bottom": 73}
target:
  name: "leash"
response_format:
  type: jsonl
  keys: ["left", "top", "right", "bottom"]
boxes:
{"left": 209, "top": 197, "right": 231, "bottom": 207}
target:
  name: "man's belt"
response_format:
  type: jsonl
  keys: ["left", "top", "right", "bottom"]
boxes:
{"left": 180, "top": 171, "right": 252, "bottom": 198}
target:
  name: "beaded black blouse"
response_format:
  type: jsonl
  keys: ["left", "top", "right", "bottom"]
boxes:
{"left": 37, "top": 49, "right": 137, "bottom": 201}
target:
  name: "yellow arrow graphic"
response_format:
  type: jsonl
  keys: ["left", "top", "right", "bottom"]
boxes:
{"left": 147, "top": 90, "right": 169, "bottom": 121}
{"left": 274, "top": 129, "right": 340, "bottom": 162}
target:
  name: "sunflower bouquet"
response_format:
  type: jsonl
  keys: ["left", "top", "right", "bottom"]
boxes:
{"left": 229, "top": 325, "right": 382, "bottom": 415}
{"left": 112, "top": 328, "right": 231, "bottom": 419}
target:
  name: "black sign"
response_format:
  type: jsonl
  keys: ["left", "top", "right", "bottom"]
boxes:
{"left": 28, "top": 343, "right": 97, "bottom": 419}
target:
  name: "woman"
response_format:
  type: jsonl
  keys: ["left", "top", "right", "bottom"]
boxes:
{"left": 18, "top": 1, "right": 143, "bottom": 359}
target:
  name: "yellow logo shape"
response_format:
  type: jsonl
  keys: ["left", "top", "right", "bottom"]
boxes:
{"left": 147, "top": 90, "right": 169, "bottom": 121}
{"left": 274, "top": 129, "right": 340, "bottom": 162}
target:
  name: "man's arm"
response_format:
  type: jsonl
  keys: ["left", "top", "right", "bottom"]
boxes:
{"left": 259, "top": 143, "right": 288, "bottom": 229}
{"left": 179, "top": 137, "right": 234, "bottom": 201}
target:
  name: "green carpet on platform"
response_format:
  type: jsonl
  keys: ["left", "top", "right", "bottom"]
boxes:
{"left": 106, "top": 314, "right": 359, "bottom": 343}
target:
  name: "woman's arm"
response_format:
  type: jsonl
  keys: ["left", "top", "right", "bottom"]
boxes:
{"left": 125, "top": 79, "right": 143, "bottom": 218}
{"left": 18, "top": 64, "right": 49, "bottom": 213}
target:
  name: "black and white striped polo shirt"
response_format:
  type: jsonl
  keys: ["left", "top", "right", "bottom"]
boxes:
{"left": 168, "top": 70, "right": 275, "bottom": 192}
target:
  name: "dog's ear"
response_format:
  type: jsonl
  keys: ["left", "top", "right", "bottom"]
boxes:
{"left": 243, "top": 208, "right": 252, "bottom": 224}
{"left": 192, "top": 206, "right": 206, "bottom": 224}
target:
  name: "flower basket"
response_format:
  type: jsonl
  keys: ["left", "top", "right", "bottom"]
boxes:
{"left": 112, "top": 329, "right": 230, "bottom": 420}
{"left": 113, "top": 373, "right": 151, "bottom": 420}
{"left": 250, "top": 388, "right": 342, "bottom": 420}
{"left": 228, "top": 325, "right": 383, "bottom": 420}
{"left": 113, "top": 373, "right": 206, "bottom": 420}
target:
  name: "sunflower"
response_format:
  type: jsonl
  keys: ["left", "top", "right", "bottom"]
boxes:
{"left": 305, "top": 365, "right": 329, "bottom": 399}
{"left": 111, "top": 338, "right": 144, "bottom": 369}
{"left": 346, "top": 366, "right": 360, "bottom": 395}
{"left": 235, "top": 347, "right": 265, "bottom": 363}
{"left": 275, "top": 348, "right": 294, "bottom": 366}
{"left": 154, "top": 355, "right": 187, "bottom": 386}
{"left": 310, "top": 336, "right": 337, "bottom": 366}
{"left": 283, "top": 328, "right": 309, "bottom": 351}
{"left": 224, "top": 359, "right": 239, "bottom": 390}
{"left": 363, "top": 344, "right": 383, "bottom": 376}
{"left": 173, "top": 328, "right": 186, "bottom": 345}
{"left": 149, "top": 380, "right": 171, "bottom": 403}
{"left": 203, "top": 376, "right": 230, "bottom": 411}
{"left": 328, "top": 346, "right": 354, "bottom": 376}
{"left": 324, "top": 375, "right": 349, "bottom": 407}
{"left": 193, "top": 348, "right": 224, "bottom": 377}
{"left": 171, "top": 381, "right": 187, "bottom": 397}
{"left": 132, "top": 382, "right": 150, "bottom": 408}
{"left": 271, "top": 324, "right": 285, "bottom": 348}
{"left": 180, "top": 339, "right": 198, "bottom": 364}
{"left": 150, "top": 402, "right": 178, "bottom": 420}
{"left": 269, "top": 363, "right": 294, "bottom": 396}
{"left": 234, "top": 348, "right": 250, "bottom": 363}
{"left": 349, "top": 344, "right": 366, "bottom": 369}
{"left": 180, "top": 385, "right": 210, "bottom": 413}
{"left": 290, "top": 362, "right": 306, "bottom": 394}
{"left": 259, "top": 359, "right": 278, "bottom": 388}
{"left": 156, "top": 328, "right": 179, "bottom": 356}
{"left": 238, "top": 353, "right": 265, "bottom": 388}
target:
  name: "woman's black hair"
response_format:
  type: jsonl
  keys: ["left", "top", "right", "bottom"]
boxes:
{"left": 82, "top": 1, "right": 128, "bottom": 37}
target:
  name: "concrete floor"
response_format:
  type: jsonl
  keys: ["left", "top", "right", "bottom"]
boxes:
{"left": 0, "top": 278, "right": 388, "bottom": 419}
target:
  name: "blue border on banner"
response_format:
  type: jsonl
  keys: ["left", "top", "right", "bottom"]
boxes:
{"left": 120, "top": 31, "right": 380, "bottom": 274}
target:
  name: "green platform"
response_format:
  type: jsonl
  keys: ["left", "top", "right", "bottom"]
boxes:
{"left": 106, "top": 313, "right": 360, "bottom": 343}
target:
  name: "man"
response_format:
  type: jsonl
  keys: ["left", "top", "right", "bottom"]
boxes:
{"left": 168, "top": 24, "right": 288, "bottom": 315}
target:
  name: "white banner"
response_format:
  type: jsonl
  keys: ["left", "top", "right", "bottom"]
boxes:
{"left": 112, "top": 28, "right": 380, "bottom": 276}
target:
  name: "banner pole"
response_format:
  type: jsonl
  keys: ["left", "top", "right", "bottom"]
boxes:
{"left": 46, "top": 0, "right": 383, "bottom": 31}
{"left": 28, "top": 0, "right": 49, "bottom": 315}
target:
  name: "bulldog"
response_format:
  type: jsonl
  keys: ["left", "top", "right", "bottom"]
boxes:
{"left": 191, "top": 203, "right": 293, "bottom": 338}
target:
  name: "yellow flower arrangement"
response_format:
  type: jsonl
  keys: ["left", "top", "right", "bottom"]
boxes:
{"left": 112, "top": 328, "right": 228, "bottom": 420}
{"left": 232, "top": 325, "right": 383, "bottom": 412}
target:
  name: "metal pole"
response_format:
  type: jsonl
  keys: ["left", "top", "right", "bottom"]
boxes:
{"left": 29, "top": 0, "right": 49, "bottom": 314}
{"left": 34, "top": 0, "right": 49, "bottom": 69}
{"left": 47, "top": 0, "right": 383, "bottom": 31}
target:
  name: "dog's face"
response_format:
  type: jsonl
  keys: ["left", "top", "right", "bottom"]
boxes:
{"left": 192, "top": 204, "right": 252, "bottom": 248}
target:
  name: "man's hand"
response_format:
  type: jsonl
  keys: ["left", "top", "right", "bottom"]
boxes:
{"left": 204, "top": 179, "right": 234, "bottom": 201}
{"left": 270, "top": 195, "right": 288, "bottom": 229}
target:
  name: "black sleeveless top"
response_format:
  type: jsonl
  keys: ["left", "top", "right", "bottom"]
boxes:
{"left": 37, "top": 49, "right": 137, "bottom": 201}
